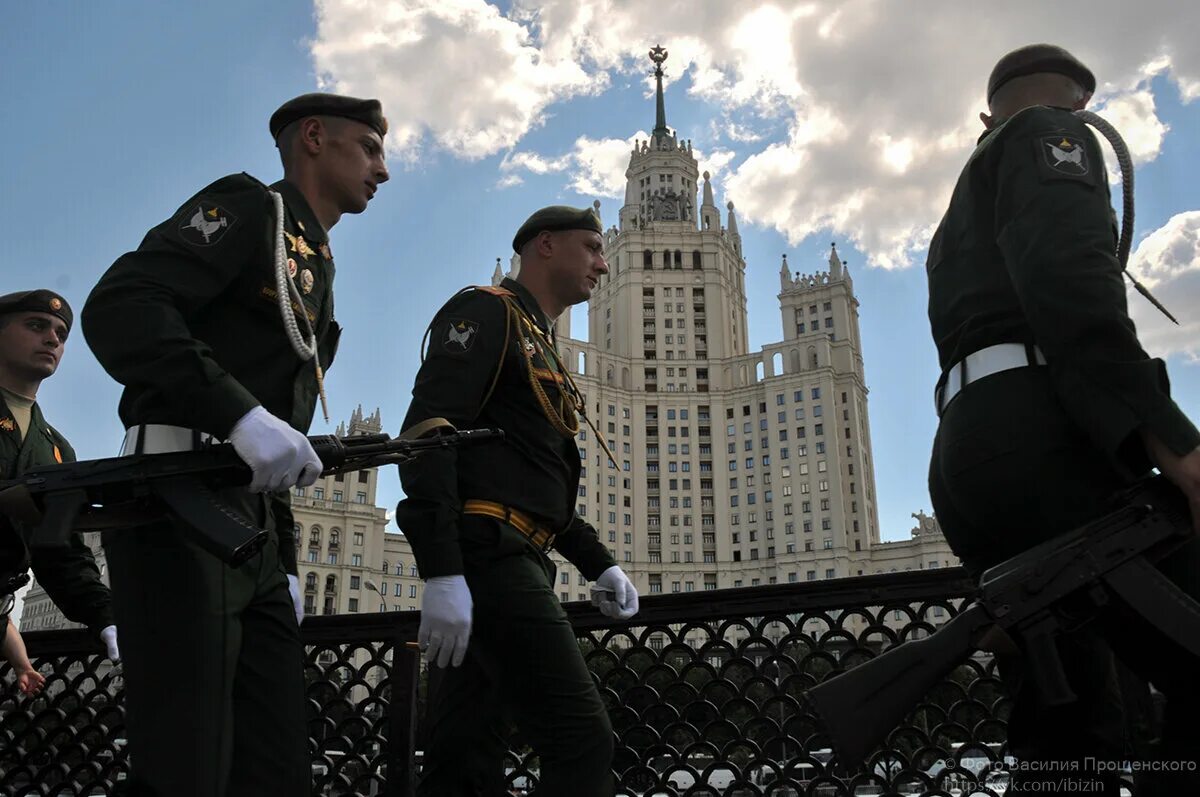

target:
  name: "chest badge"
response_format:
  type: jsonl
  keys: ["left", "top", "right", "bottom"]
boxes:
{"left": 287, "top": 258, "right": 298, "bottom": 278}
{"left": 0, "top": 418, "right": 13, "bottom": 432}
{"left": 284, "top": 230, "right": 316, "bottom": 261}
{"left": 300, "top": 269, "right": 315, "bottom": 294}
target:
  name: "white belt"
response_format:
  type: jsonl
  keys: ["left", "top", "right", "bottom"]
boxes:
{"left": 120, "top": 424, "right": 223, "bottom": 456}
{"left": 937, "top": 343, "right": 1046, "bottom": 416}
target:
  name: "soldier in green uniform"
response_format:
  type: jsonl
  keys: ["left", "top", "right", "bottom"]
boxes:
{"left": 397, "top": 206, "right": 638, "bottom": 796}
{"left": 926, "top": 45, "right": 1200, "bottom": 791}
{"left": 82, "top": 93, "right": 389, "bottom": 796}
{"left": 0, "top": 290, "right": 118, "bottom": 660}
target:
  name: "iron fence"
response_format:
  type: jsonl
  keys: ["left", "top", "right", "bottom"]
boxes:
{"left": 2, "top": 569, "right": 1137, "bottom": 796}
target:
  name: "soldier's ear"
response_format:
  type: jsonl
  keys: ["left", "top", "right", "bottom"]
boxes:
{"left": 299, "top": 117, "right": 324, "bottom": 154}
{"left": 979, "top": 111, "right": 996, "bottom": 130}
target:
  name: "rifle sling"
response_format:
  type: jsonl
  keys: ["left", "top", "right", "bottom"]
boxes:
{"left": 1104, "top": 554, "right": 1200, "bottom": 659}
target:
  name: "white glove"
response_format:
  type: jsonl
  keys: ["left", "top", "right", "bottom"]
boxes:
{"left": 418, "top": 575, "right": 473, "bottom": 668}
{"left": 228, "top": 406, "right": 323, "bottom": 493}
{"left": 287, "top": 574, "right": 304, "bottom": 625}
{"left": 591, "top": 566, "right": 639, "bottom": 620}
{"left": 99, "top": 625, "right": 120, "bottom": 661}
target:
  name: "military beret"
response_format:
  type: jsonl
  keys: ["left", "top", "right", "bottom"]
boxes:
{"left": 0, "top": 289, "right": 72, "bottom": 331}
{"left": 987, "top": 44, "right": 1096, "bottom": 103}
{"left": 269, "top": 93, "right": 388, "bottom": 141}
{"left": 512, "top": 205, "right": 603, "bottom": 253}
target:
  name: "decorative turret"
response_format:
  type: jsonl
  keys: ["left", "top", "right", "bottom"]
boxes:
{"left": 727, "top": 201, "right": 741, "bottom": 255}
{"left": 779, "top": 254, "right": 790, "bottom": 291}
{"left": 492, "top": 257, "right": 504, "bottom": 286}
{"left": 701, "top": 170, "right": 718, "bottom": 231}
{"left": 829, "top": 242, "right": 843, "bottom": 281}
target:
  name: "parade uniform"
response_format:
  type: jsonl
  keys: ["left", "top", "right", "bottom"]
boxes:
{"left": 80, "top": 91, "right": 386, "bottom": 795}
{"left": 926, "top": 46, "right": 1200, "bottom": 790}
{"left": 0, "top": 291, "right": 112, "bottom": 641}
{"left": 397, "top": 271, "right": 619, "bottom": 796}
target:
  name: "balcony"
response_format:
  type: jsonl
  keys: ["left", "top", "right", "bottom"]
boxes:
{"left": 14, "top": 570, "right": 1150, "bottom": 795}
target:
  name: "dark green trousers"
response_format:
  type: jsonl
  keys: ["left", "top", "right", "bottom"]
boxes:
{"left": 103, "top": 488, "right": 309, "bottom": 797}
{"left": 930, "top": 366, "right": 1200, "bottom": 792}
{"left": 417, "top": 515, "right": 614, "bottom": 797}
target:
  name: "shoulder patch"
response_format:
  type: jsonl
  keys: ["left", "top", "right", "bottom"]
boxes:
{"left": 1036, "top": 134, "right": 1091, "bottom": 181}
{"left": 443, "top": 319, "right": 480, "bottom": 353}
{"left": 179, "top": 200, "right": 238, "bottom": 246}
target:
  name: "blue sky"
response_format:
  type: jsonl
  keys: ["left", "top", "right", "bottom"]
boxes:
{"left": 3, "top": 1, "right": 1199, "bottom": 549}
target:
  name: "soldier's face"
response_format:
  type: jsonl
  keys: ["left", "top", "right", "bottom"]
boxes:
{"left": 0, "top": 312, "right": 67, "bottom": 381}
{"left": 321, "top": 120, "right": 390, "bottom": 215}
{"left": 552, "top": 230, "right": 608, "bottom": 306}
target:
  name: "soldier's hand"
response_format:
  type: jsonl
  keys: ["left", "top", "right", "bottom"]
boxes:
{"left": 592, "top": 566, "right": 639, "bottom": 620}
{"left": 419, "top": 575, "right": 473, "bottom": 668}
{"left": 229, "top": 407, "right": 323, "bottom": 492}
{"left": 1142, "top": 433, "right": 1200, "bottom": 534}
{"left": 100, "top": 624, "right": 120, "bottom": 662}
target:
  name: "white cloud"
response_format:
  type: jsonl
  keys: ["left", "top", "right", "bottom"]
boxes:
{"left": 312, "top": 0, "right": 1200, "bottom": 265}
{"left": 311, "top": 0, "right": 603, "bottom": 161}
{"left": 1127, "top": 211, "right": 1200, "bottom": 362}
{"left": 1091, "top": 90, "right": 1170, "bottom": 182}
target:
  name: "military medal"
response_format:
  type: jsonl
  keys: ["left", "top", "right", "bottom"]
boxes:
{"left": 284, "top": 230, "right": 316, "bottom": 261}
{"left": 301, "top": 269, "right": 314, "bottom": 294}
{"left": 287, "top": 258, "right": 298, "bottom": 278}
{"left": 0, "top": 418, "right": 13, "bottom": 432}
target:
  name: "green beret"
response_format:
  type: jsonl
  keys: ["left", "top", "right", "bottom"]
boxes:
{"left": 987, "top": 44, "right": 1096, "bottom": 103}
{"left": 512, "top": 205, "right": 603, "bottom": 253}
{"left": 269, "top": 93, "right": 388, "bottom": 141}
{"left": 0, "top": 289, "right": 72, "bottom": 331}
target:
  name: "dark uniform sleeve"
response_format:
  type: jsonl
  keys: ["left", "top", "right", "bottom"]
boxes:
{"left": 82, "top": 174, "right": 268, "bottom": 439}
{"left": 395, "top": 292, "right": 508, "bottom": 578}
{"left": 27, "top": 435, "right": 114, "bottom": 631}
{"left": 554, "top": 514, "right": 617, "bottom": 581}
{"left": 992, "top": 107, "right": 1200, "bottom": 475}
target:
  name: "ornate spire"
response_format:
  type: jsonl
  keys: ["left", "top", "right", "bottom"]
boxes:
{"left": 650, "top": 45, "right": 670, "bottom": 139}
{"left": 702, "top": 170, "right": 714, "bottom": 207}
{"left": 492, "top": 257, "right": 504, "bottom": 286}
{"left": 829, "top": 242, "right": 843, "bottom": 280}
{"left": 726, "top": 200, "right": 739, "bottom": 236}
{"left": 780, "top": 253, "right": 791, "bottom": 290}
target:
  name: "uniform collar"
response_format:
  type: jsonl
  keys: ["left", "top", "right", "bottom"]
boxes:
{"left": 501, "top": 277, "right": 554, "bottom": 336}
{"left": 270, "top": 180, "right": 328, "bottom": 244}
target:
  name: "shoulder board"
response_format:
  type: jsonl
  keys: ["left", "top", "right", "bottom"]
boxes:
{"left": 472, "top": 285, "right": 516, "bottom": 298}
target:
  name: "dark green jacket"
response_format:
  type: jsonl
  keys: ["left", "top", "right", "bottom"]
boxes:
{"left": 83, "top": 175, "right": 341, "bottom": 572}
{"left": 0, "top": 398, "right": 113, "bottom": 629}
{"left": 396, "top": 278, "right": 616, "bottom": 580}
{"left": 927, "top": 106, "right": 1200, "bottom": 476}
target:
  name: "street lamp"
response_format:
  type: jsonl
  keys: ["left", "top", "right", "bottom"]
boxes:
{"left": 364, "top": 579, "right": 387, "bottom": 613}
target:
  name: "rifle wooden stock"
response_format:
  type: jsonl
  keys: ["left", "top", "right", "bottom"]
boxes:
{"left": 804, "top": 602, "right": 992, "bottom": 764}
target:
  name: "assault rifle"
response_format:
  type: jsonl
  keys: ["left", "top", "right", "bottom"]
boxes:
{"left": 0, "top": 427, "right": 503, "bottom": 567}
{"left": 804, "top": 475, "right": 1200, "bottom": 765}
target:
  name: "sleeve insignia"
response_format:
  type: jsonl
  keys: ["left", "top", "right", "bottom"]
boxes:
{"left": 444, "top": 319, "right": 480, "bottom": 352}
{"left": 179, "top": 201, "right": 237, "bottom": 246}
{"left": 1038, "top": 134, "right": 1089, "bottom": 178}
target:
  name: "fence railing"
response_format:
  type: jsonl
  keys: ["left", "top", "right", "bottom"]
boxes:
{"left": 2, "top": 568, "right": 1139, "bottom": 796}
